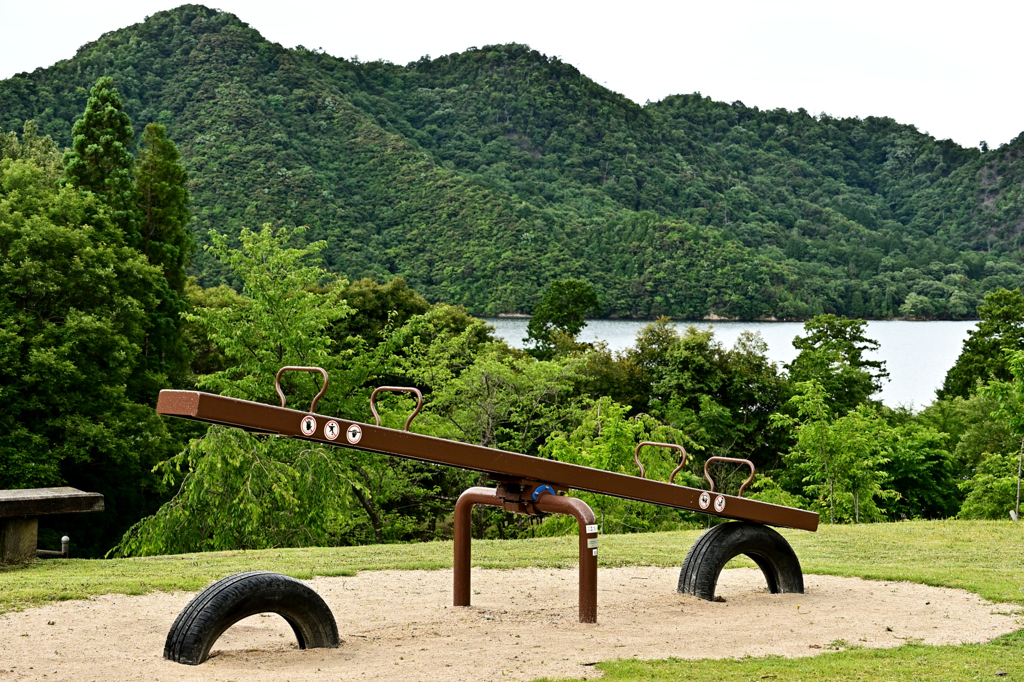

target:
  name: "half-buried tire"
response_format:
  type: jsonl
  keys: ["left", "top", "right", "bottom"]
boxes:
{"left": 164, "top": 571, "right": 340, "bottom": 665}
{"left": 678, "top": 521, "right": 803, "bottom": 601}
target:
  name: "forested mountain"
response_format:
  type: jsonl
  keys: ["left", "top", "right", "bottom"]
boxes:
{"left": 2, "top": 5, "right": 1022, "bottom": 319}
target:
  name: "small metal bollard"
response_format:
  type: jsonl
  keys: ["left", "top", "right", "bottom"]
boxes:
{"left": 35, "top": 535, "right": 70, "bottom": 559}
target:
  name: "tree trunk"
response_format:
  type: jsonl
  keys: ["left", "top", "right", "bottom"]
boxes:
{"left": 829, "top": 477, "right": 835, "bottom": 525}
{"left": 1016, "top": 436, "right": 1023, "bottom": 520}
{"left": 854, "top": 491, "right": 859, "bottom": 524}
{"left": 351, "top": 484, "right": 383, "bottom": 544}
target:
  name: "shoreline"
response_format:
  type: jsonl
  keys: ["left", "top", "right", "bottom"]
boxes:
{"left": 490, "top": 314, "right": 982, "bottom": 323}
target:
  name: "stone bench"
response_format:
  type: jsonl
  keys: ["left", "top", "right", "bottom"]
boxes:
{"left": 0, "top": 487, "right": 105, "bottom": 563}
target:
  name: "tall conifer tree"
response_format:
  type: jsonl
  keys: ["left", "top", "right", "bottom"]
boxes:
{"left": 62, "top": 77, "right": 140, "bottom": 246}
{"left": 136, "top": 123, "right": 192, "bottom": 293}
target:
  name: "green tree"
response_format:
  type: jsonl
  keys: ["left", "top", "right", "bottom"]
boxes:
{"left": 881, "top": 423, "right": 957, "bottom": 519}
{"left": 978, "top": 349, "right": 1024, "bottom": 519}
{"left": 540, "top": 397, "right": 700, "bottom": 534}
{"left": 773, "top": 381, "right": 893, "bottom": 523}
{"left": 61, "top": 77, "right": 140, "bottom": 246}
{"left": 525, "top": 279, "right": 601, "bottom": 355}
{"left": 135, "top": 123, "right": 192, "bottom": 293}
{"left": 334, "top": 277, "right": 430, "bottom": 347}
{"left": 113, "top": 225, "right": 362, "bottom": 555}
{"left": 0, "top": 129, "right": 174, "bottom": 555}
{"left": 638, "top": 324, "right": 790, "bottom": 469}
{"left": 134, "top": 123, "right": 193, "bottom": 388}
{"left": 786, "top": 315, "right": 887, "bottom": 413}
{"left": 940, "top": 288, "right": 1024, "bottom": 399}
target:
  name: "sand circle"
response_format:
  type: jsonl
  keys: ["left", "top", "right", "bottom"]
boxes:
{"left": 1, "top": 566, "right": 1019, "bottom": 681}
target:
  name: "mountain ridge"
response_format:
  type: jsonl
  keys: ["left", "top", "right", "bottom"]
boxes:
{"left": 1, "top": 4, "right": 1021, "bottom": 319}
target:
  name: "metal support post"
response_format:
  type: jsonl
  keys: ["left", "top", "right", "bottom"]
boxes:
{"left": 453, "top": 485, "right": 598, "bottom": 623}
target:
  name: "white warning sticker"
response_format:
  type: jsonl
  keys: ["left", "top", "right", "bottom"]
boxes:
{"left": 324, "top": 420, "right": 340, "bottom": 441}
{"left": 714, "top": 495, "right": 726, "bottom": 513}
{"left": 346, "top": 424, "right": 363, "bottom": 444}
{"left": 586, "top": 524, "right": 599, "bottom": 534}
{"left": 592, "top": 549, "right": 598, "bottom": 556}
{"left": 587, "top": 538, "right": 599, "bottom": 549}
{"left": 300, "top": 416, "right": 317, "bottom": 436}
{"left": 698, "top": 491, "right": 711, "bottom": 510}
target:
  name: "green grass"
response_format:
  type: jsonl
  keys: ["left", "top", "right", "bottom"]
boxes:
{"left": 1, "top": 520, "right": 1022, "bottom": 613}
{"left": 2, "top": 520, "right": 1022, "bottom": 681}
{"left": 564, "top": 630, "right": 1024, "bottom": 681}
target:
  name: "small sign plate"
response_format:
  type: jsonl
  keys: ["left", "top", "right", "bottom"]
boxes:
{"left": 300, "top": 416, "right": 317, "bottom": 436}
{"left": 699, "top": 491, "right": 711, "bottom": 510}
{"left": 324, "top": 420, "right": 340, "bottom": 441}
{"left": 587, "top": 538, "right": 599, "bottom": 549}
{"left": 346, "top": 424, "right": 363, "bottom": 444}
{"left": 714, "top": 495, "right": 726, "bottom": 513}
{"left": 585, "top": 524, "right": 599, "bottom": 534}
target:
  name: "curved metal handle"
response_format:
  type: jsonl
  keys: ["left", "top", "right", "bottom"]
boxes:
{"left": 703, "top": 456, "right": 757, "bottom": 497}
{"left": 370, "top": 386, "right": 424, "bottom": 431}
{"left": 633, "top": 441, "right": 688, "bottom": 485}
{"left": 275, "top": 366, "right": 329, "bottom": 413}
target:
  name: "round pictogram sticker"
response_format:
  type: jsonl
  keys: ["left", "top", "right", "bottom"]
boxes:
{"left": 324, "top": 420, "right": 340, "bottom": 441}
{"left": 714, "top": 495, "right": 726, "bottom": 513}
{"left": 346, "top": 424, "right": 363, "bottom": 444}
{"left": 698, "top": 491, "right": 711, "bottom": 510}
{"left": 300, "top": 415, "right": 317, "bottom": 436}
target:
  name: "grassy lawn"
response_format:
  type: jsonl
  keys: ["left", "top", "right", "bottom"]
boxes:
{"left": 1, "top": 519, "right": 1022, "bottom": 679}
{"left": 575, "top": 630, "right": 1024, "bottom": 681}
{"left": 3, "top": 519, "right": 1020, "bottom": 612}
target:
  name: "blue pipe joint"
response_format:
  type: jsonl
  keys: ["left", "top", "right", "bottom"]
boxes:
{"left": 531, "top": 484, "right": 557, "bottom": 501}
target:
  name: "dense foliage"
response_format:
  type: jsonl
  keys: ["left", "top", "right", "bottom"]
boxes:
{"left": 3, "top": 7, "right": 1024, "bottom": 557}
{"left": 1, "top": 5, "right": 1022, "bottom": 319}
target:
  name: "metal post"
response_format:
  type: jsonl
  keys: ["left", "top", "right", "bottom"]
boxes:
{"left": 61, "top": 535, "right": 69, "bottom": 558}
{"left": 452, "top": 485, "right": 598, "bottom": 623}
{"left": 453, "top": 487, "right": 499, "bottom": 607}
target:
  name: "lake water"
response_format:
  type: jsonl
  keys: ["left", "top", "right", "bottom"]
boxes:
{"left": 483, "top": 318, "right": 977, "bottom": 410}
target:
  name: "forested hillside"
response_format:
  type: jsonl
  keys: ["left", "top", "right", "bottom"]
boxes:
{"left": 2, "top": 5, "right": 1022, "bottom": 319}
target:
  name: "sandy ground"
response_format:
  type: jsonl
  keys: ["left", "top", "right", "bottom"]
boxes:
{"left": 1, "top": 566, "right": 1020, "bottom": 681}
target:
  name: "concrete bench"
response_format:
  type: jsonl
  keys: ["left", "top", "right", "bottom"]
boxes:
{"left": 0, "top": 487, "right": 104, "bottom": 563}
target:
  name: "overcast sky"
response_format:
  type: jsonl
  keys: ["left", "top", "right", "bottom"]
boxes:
{"left": 1, "top": 0, "right": 1020, "bottom": 149}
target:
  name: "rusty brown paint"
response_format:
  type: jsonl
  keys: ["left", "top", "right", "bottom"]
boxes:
{"left": 274, "top": 366, "right": 329, "bottom": 413}
{"left": 368, "top": 386, "right": 423, "bottom": 431}
{"left": 453, "top": 486, "right": 597, "bottom": 623}
{"left": 633, "top": 441, "right": 688, "bottom": 485}
{"left": 704, "top": 456, "right": 757, "bottom": 497}
{"left": 156, "top": 390, "right": 819, "bottom": 532}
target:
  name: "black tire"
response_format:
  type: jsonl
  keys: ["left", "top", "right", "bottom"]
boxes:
{"left": 164, "top": 571, "right": 340, "bottom": 665}
{"left": 678, "top": 521, "right": 803, "bottom": 601}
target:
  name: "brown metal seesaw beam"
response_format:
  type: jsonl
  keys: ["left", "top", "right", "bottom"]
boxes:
{"left": 156, "top": 389, "right": 818, "bottom": 532}
{"left": 157, "top": 387, "right": 818, "bottom": 624}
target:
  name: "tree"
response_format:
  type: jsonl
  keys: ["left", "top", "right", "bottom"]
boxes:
{"left": 134, "top": 123, "right": 193, "bottom": 388}
{"left": 61, "top": 77, "right": 140, "bottom": 247}
{"left": 0, "top": 128, "right": 175, "bottom": 555}
{"left": 772, "top": 381, "right": 893, "bottom": 523}
{"left": 525, "top": 279, "right": 601, "bottom": 355}
{"left": 540, "top": 397, "right": 700, "bottom": 534}
{"left": 940, "top": 288, "right": 1024, "bottom": 399}
{"left": 649, "top": 327, "right": 789, "bottom": 469}
{"left": 979, "top": 349, "right": 1024, "bottom": 520}
{"left": 881, "top": 423, "right": 957, "bottom": 519}
{"left": 786, "top": 315, "right": 887, "bottom": 413}
{"left": 135, "top": 123, "right": 192, "bottom": 293}
{"left": 114, "top": 225, "right": 361, "bottom": 555}
{"left": 115, "top": 225, "right": 472, "bottom": 554}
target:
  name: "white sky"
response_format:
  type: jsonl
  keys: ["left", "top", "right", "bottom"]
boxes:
{"left": 1, "top": 0, "right": 1021, "bottom": 149}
